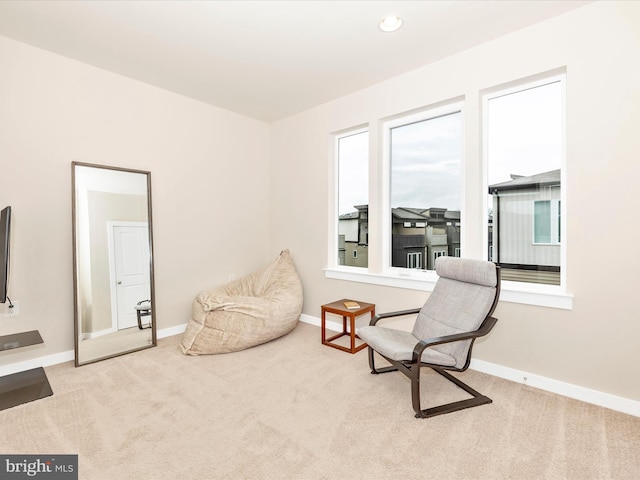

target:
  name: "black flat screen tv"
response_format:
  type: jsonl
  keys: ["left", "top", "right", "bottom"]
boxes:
{"left": 0, "top": 206, "right": 11, "bottom": 304}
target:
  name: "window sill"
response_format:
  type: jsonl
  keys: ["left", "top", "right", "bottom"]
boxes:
{"left": 324, "top": 267, "right": 573, "bottom": 310}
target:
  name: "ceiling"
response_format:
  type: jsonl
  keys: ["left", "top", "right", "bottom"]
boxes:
{"left": 0, "top": 1, "right": 591, "bottom": 122}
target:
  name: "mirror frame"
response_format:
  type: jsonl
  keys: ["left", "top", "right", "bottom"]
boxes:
{"left": 72, "top": 161, "right": 157, "bottom": 366}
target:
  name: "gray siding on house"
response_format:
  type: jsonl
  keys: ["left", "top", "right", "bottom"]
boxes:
{"left": 493, "top": 186, "right": 560, "bottom": 267}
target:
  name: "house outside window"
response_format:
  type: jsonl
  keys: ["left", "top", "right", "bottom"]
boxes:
{"left": 328, "top": 73, "right": 570, "bottom": 310}
{"left": 484, "top": 75, "right": 565, "bottom": 286}
{"left": 336, "top": 129, "right": 368, "bottom": 267}
{"left": 385, "top": 103, "right": 463, "bottom": 272}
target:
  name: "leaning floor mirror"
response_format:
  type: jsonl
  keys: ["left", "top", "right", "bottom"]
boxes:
{"left": 72, "top": 162, "right": 156, "bottom": 366}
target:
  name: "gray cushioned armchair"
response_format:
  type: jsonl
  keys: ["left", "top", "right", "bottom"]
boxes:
{"left": 358, "top": 256, "right": 501, "bottom": 419}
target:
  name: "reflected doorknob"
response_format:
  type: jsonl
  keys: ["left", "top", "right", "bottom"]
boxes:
{"left": 117, "top": 281, "right": 122, "bottom": 284}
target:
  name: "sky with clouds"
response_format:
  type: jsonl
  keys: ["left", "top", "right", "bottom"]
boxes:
{"left": 390, "top": 111, "right": 461, "bottom": 211}
{"left": 338, "top": 79, "right": 562, "bottom": 216}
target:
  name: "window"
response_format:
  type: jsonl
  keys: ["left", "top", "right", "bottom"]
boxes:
{"left": 534, "top": 200, "right": 561, "bottom": 244}
{"left": 407, "top": 252, "right": 422, "bottom": 269}
{"left": 432, "top": 249, "right": 447, "bottom": 268}
{"left": 327, "top": 73, "right": 571, "bottom": 309}
{"left": 485, "top": 75, "right": 565, "bottom": 286}
{"left": 386, "top": 104, "right": 463, "bottom": 272}
{"left": 336, "top": 129, "right": 368, "bottom": 268}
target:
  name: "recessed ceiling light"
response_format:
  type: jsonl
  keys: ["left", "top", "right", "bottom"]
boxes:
{"left": 379, "top": 15, "right": 403, "bottom": 33}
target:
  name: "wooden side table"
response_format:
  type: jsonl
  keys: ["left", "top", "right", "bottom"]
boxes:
{"left": 321, "top": 299, "right": 375, "bottom": 354}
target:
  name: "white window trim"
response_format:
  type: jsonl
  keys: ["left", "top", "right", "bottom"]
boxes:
{"left": 329, "top": 126, "right": 369, "bottom": 269}
{"left": 481, "top": 72, "right": 568, "bottom": 296}
{"left": 381, "top": 101, "right": 464, "bottom": 276}
{"left": 324, "top": 266, "right": 573, "bottom": 310}
{"left": 326, "top": 75, "right": 573, "bottom": 310}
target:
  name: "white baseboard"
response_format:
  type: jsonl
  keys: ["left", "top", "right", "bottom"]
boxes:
{"left": 0, "top": 350, "right": 75, "bottom": 377}
{"left": 300, "top": 314, "right": 640, "bottom": 418}
{"left": 3, "top": 318, "right": 639, "bottom": 418}
{"left": 470, "top": 359, "right": 640, "bottom": 418}
{"left": 300, "top": 313, "right": 342, "bottom": 331}
{"left": 157, "top": 323, "right": 187, "bottom": 338}
{"left": 0, "top": 324, "right": 187, "bottom": 377}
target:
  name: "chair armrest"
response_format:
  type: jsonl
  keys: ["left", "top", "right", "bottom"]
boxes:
{"left": 411, "top": 316, "right": 498, "bottom": 363}
{"left": 370, "top": 308, "right": 421, "bottom": 326}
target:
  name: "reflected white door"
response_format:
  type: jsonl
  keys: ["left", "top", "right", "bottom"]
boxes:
{"left": 113, "top": 225, "right": 150, "bottom": 330}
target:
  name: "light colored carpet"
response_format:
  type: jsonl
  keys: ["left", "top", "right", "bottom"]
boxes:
{"left": 1, "top": 322, "right": 638, "bottom": 479}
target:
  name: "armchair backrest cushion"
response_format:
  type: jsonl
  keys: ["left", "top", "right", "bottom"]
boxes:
{"left": 412, "top": 257, "right": 498, "bottom": 369}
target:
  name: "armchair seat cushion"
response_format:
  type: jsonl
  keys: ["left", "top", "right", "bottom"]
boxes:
{"left": 358, "top": 326, "right": 456, "bottom": 367}
{"left": 181, "top": 250, "right": 303, "bottom": 355}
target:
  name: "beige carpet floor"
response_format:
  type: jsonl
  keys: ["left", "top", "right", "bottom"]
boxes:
{"left": 1, "top": 322, "right": 639, "bottom": 479}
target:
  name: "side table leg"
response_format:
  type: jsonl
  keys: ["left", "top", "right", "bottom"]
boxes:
{"left": 321, "top": 310, "right": 327, "bottom": 344}
{"left": 350, "top": 316, "right": 356, "bottom": 352}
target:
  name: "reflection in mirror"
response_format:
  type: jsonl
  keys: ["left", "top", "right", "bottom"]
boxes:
{"left": 72, "top": 162, "right": 156, "bottom": 366}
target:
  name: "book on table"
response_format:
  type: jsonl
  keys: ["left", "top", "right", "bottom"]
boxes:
{"left": 343, "top": 301, "right": 360, "bottom": 309}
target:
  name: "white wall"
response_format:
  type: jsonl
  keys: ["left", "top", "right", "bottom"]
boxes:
{"left": 2, "top": 0, "right": 639, "bottom": 410}
{"left": 0, "top": 35, "right": 271, "bottom": 365}
{"left": 270, "top": 1, "right": 640, "bottom": 403}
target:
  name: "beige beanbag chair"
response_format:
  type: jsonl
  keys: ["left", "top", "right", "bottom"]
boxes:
{"left": 181, "top": 250, "right": 303, "bottom": 355}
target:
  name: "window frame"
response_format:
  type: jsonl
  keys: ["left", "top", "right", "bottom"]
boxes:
{"left": 381, "top": 101, "right": 464, "bottom": 281}
{"left": 482, "top": 73, "right": 567, "bottom": 295}
{"left": 326, "top": 73, "right": 572, "bottom": 310}
{"left": 331, "top": 126, "right": 369, "bottom": 270}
